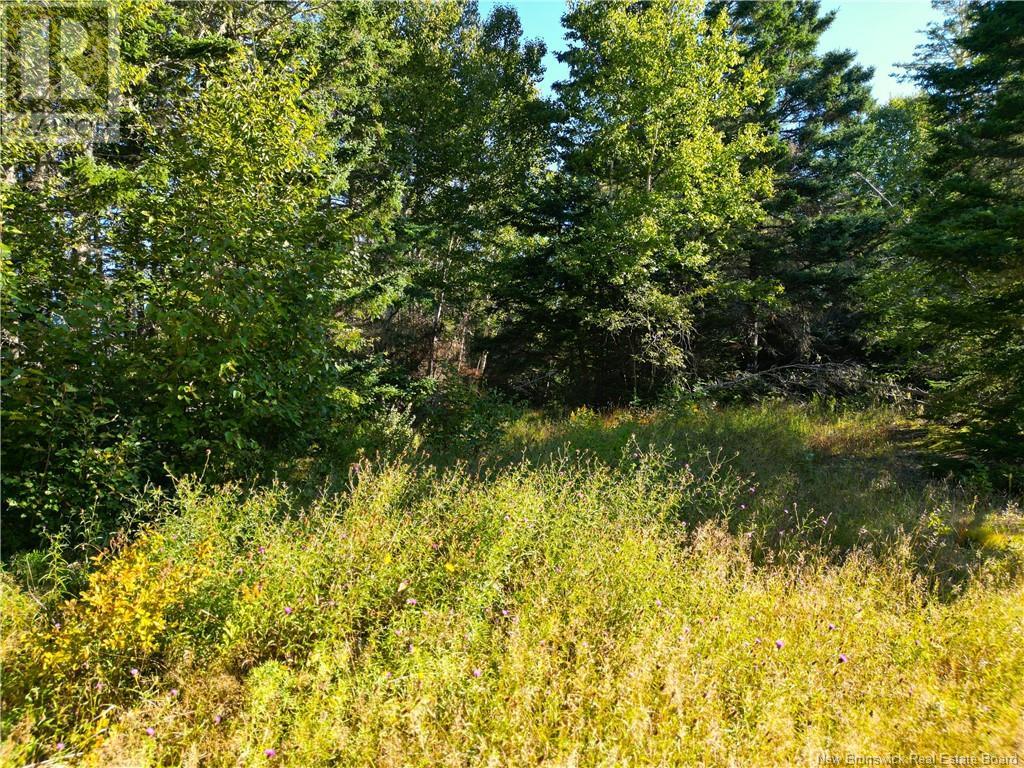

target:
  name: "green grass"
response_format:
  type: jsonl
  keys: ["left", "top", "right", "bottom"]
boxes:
{"left": 3, "top": 403, "right": 1023, "bottom": 766}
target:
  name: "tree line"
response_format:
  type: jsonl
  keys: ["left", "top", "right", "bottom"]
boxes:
{"left": 2, "top": 0, "right": 1021, "bottom": 552}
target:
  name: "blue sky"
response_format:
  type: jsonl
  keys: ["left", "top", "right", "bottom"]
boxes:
{"left": 478, "top": 0, "right": 944, "bottom": 102}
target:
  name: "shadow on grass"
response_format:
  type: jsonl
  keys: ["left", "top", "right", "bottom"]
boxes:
{"left": 461, "top": 402, "right": 1024, "bottom": 597}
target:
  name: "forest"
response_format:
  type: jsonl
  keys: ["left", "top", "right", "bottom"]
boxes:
{"left": 1, "top": 0, "right": 1022, "bottom": 765}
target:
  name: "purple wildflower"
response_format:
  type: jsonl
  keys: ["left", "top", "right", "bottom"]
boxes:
{"left": 838, "top": 654, "right": 848, "bottom": 663}
{"left": 501, "top": 608, "right": 510, "bottom": 617}
{"left": 130, "top": 668, "right": 140, "bottom": 678}
{"left": 145, "top": 727, "right": 155, "bottom": 737}
{"left": 828, "top": 623, "right": 836, "bottom": 631}
{"left": 170, "top": 688, "right": 179, "bottom": 697}
{"left": 56, "top": 742, "right": 65, "bottom": 751}
{"left": 284, "top": 606, "right": 293, "bottom": 615}
{"left": 264, "top": 748, "right": 277, "bottom": 758}
{"left": 472, "top": 668, "right": 482, "bottom": 678}
{"left": 406, "top": 598, "right": 417, "bottom": 606}
{"left": 775, "top": 639, "right": 784, "bottom": 649}
{"left": 214, "top": 715, "right": 222, "bottom": 725}
{"left": 258, "top": 546, "right": 266, "bottom": 555}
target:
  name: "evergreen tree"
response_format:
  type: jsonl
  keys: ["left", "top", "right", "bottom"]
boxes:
{"left": 881, "top": 1, "right": 1023, "bottom": 464}
{"left": 706, "top": 1, "right": 877, "bottom": 374}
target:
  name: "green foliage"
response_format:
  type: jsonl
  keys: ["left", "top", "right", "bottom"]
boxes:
{"left": 496, "top": 0, "right": 772, "bottom": 402}
{"left": 702, "top": 0, "right": 880, "bottom": 373}
{"left": 416, "top": 375, "right": 522, "bottom": 461}
{"left": 357, "top": 0, "right": 553, "bottom": 377}
{"left": 1, "top": 1, "right": 399, "bottom": 551}
{"left": 2, "top": 405, "right": 1022, "bottom": 764}
{"left": 870, "top": 0, "right": 1024, "bottom": 465}
{"left": 2, "top": 0, "right": 1020, "bottom": 557}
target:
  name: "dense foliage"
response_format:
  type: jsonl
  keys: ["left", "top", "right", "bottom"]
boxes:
{"left": 3, "top": 405, "right": 1022, "bottom": 764}
{"left": 870, "top": 1, "right": 1024, "bottom": 464}
{"left": 2, "top": 3, "right": 1023, "bottom": 760}
{"left": 2, "top": 0, "right": 1022, "bottom": 552}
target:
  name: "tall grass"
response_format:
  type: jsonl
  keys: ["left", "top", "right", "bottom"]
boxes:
{"left": 2, "top": 404, "right": 1022, "bottom": 766}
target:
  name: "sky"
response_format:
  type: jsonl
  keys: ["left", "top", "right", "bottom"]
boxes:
{"left": 478, "top": 0, "right": 944, "bottom": 103}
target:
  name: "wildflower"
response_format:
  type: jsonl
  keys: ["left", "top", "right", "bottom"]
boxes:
{"left": 828, "top": 623, "right": 836, "bottom": 631}
{"left": 258, "top": 546, "right": 267, "bottom": 555}
{"left": 775, "top": 639, "right": 784, "bottom": 649}
{"left": 838, "top": 654, "right": 848, "bottom": 663}
{"left": 406, "top": 598, "right": 417, "bottom": 606}
{"left": 655, "top": 599, "right": 662, "bottom": 608}
{"left": 145, "top": 727, "right": 155, "bottom": 737}
{"left": 56, "top": 742, "right": 65, "bottom": 751}
{"left": 501, "top": 608, "right": 510, "bottom": 617}
{"left": 740, "top": 504, "right": 746, "bottom": 510}
{"left": 264, "top": 748, "right": 277, "bottom": 758}
{"left": 130, "top": 668, "right": 140, "bottom": 678}
{"left": 472, "top": 668, "right": 482, "bottom": 678}
{"left": 753, "top": 638, "right": 762, "bottom": 645}
{"left": 214, "top": 715, "right": 222, "bottom": 725}
{"left": 170, "top": 688, "right": 179, "bottom": 697}
{"left": 284, "top": 606, "right": 293, "bottom": 615}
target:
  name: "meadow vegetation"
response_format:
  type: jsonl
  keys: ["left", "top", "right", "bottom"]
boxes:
{"left": 3, "top": 403, "right": 1022, "bottom": 766}
{"left": 2, "top": 0, "right": 1022, "bottom": 763}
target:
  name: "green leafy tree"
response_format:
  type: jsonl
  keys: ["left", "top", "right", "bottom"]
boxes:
{"left": 356, "top": 1, "right": 552, "bottom": 378}
{"left": 498, "top": 0, "right": 771, "bottom": 403}
{"left": 1, "top": 0, "right": 396, "bottom": 551}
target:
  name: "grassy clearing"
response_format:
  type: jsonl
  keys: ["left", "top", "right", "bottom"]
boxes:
{"left": 2, "top": 403, "right": 1023, "bottom": 766}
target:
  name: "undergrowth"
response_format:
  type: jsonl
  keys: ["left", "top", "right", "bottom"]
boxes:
{"left": 2, "top": 403, "right": 1022, "bottom": 766}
